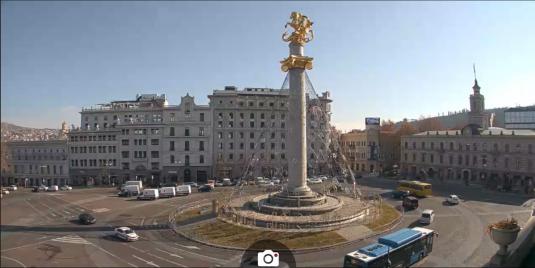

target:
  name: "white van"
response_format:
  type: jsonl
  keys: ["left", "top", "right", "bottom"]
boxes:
{"left": 420, "top": 209, "right": 435, "bottom": 224}
{"left": 125, "top": 181, "right": 143, "bottom": 190}
{"left": 176, "top": 185, "right": 192, "bottom": 196}
{"left": 222, "top": 178, "right": 232, "bottom": 186}
{"left": 137, "top": 189, "right": 159, "bottom": 200}
{"left": 159, "top": 187, "right": 176, "bottom": 198}
{"left": 48, "top": 185, "right": 59, "bottom": 192}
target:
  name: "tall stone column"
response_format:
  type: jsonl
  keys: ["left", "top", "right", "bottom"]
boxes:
{"left": 280, "top": 12, "right": 314, "bottom": 196}
{"left": 286, "top": 42, "right": 310, "bottom": 195}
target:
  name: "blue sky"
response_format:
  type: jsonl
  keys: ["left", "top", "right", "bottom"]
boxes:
{"left": 2, "top": 1, "right": 534, "bottom": 131}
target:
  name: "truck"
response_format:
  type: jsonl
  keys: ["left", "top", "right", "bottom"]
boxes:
{"left": 124, "top": 181, "right": 143, "bottom": 190}
{"left": 159, "top": 187, "right": 176, "bottom": 198}
{"left": 176, "top": 185, "right": 192, "bottom": 196}
{"left": 119, "top": 185, "right": 140, "bottom": 197}
{"left": 137, "top": 189, "right": 159, "bottom": 200}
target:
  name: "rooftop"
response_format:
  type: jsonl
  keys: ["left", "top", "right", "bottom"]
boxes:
{"left": 378, "top": 228, "right": 422, "bottom": 248}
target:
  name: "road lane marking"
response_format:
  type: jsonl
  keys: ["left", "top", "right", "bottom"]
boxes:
{"left": 0, "top": 256, "right": 26, "bottom": 267}
{"left": 173, "top": 243, "right": 222, "bottom": 262}
{"left": 144, "top": 251, "right": 186, "bottom": 267}
{"left": 51, "top": 235, "right": 92, "bottom": 245}
{"left": 155, "top": 248, "right": 183, "bottom": 259}
{"left": 132, "top": 255, "right": 159, "bottom": 267}
{"left": 92, "top": 208, "right": 110, "bottom": 213}
{"left": 178, "top": 244, "right": 200, "bottom": 250}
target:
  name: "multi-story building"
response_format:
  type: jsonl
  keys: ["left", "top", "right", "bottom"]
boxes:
{"left": 161, "top": 94, "right": 212, "bottom": 183}
{"left": 4, "top": 140, "right": 69, "bottom": 187}
{"left": 339, "top": 118, "right": 400, "bottom": 174}
{"left": 400, "top": 79, "right": 535, "bottom": 193}
{"left": 505, "top": 106, "right": 535, "bottom": 130}
{"left": 208, "top": 86, "right": 332, "bottom": 179}
{"left": 68, "top": 94, "right": 212, "bottom": 186}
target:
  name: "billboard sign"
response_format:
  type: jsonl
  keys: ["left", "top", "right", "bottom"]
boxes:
{"left": 365, "top": 117, "right": 380, "bottom": 126}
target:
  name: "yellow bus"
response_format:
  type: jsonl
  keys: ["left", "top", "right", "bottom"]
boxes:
{"left": 397, "top": 180, "right": 432, "bottom": 197}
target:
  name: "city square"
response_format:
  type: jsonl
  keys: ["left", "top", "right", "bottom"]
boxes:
{"left": 2, "top": 2, "right": 535, "bottom": 268}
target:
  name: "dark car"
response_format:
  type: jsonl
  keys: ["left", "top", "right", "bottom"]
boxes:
{"left": 402, "top": 196, "right": 419, "bottom": 210}
{"left": 198, "top": 184, "right": 214, "bottom": 192}
{"left": 392, "top": 190, "right": 411, "bottom": 199}
{"left": 118, "top": 190, "right": 130, "bottom": 197}
{"left": 78, "top": 213, "right": 96, "bottom": 225}
{"left": 32, "top": 186, "right": 39, "bottom": 192}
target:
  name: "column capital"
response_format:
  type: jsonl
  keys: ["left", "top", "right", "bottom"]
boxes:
{"left": 280, "top": 55, "right": 314, "bottom": 72}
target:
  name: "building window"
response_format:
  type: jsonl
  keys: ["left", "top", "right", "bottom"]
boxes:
{"left": 185, "top": 155, "right": 190, "bottom": 165}
{"left": 199, "top": 127, "right": 205, "bottom": 136}
{"left": 250, "top": 143, "right": 255, "bottom": 149}
{"left": 122, "top": 151, "right": 129, "bottom": 158}
{"left": 250, "top": 121, "right": 255, "bottom": 128}
{"left": 404, "top": 142, "right": 408, "bottom": 149}
{"left": 185, "top": 128, "right": 190, "bottom": 136}
{"left": 199, "top": 141, "right": 205, "bottom": 151}
{"left": 505, "top": 144, "right": 510, "bottom": 153}
{"left": 200, "top": 113, "right": 205, "bottom": 122}
{"left": 169, "top": 141, "right": 175, "bottom": 151}
{"left": 199, "top": 155, "right": 204, "bottom": 164}
{"left": 250, "top": 132, "right": 254, "bottom": 139}
{"left": 151, "top": 139, "right": 159, "bottom": 145}
{"left": 185, "top": 141, "right": 190, "bottom": 151}
{"left": 170, "top": 155, "right": 175, "bottom": 164}
{"left": 421, "top": 142, "right": 425, "bottom": 150}
{"left": 151, "top": 151, "right": 159, "bottom": 158}
{"left": 170, "top": 127, "right": 175, "bottom": 136}
{"left": 122, "top": 139, "right": 129, "bottom": 145}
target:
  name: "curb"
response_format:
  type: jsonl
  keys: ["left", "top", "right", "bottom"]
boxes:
{"left": 168, "top": 203, "right": 404, "bottom": 254}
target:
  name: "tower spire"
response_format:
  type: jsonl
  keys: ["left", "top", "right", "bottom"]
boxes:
{"left": 472, "top": 63, "right": 480, "bottom": 93}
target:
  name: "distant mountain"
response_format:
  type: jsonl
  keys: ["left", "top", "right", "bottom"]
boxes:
{"left": 1, "top": 122, "right": 62, "bottom": 142}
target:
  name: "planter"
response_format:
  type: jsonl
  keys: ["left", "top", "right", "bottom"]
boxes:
{"left": 490, "top": 226, "right": 520, "bottom": 255}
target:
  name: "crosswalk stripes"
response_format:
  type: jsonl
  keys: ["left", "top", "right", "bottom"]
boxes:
{"left": 50, "top": 235, "right": 92, "bottom": 245}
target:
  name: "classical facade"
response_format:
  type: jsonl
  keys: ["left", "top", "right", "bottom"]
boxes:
{"left": 400, "top": 126, "right": 535, "bottom": 191}
{"left": 208, "top": 86, "right": 332, "bottom": 179}
{"left": 68, "top": 94, "right": 212, "bottom": 186}
{"left": 400, "top": 79, "right": 535, "bottom": 193}
{"left": 4, "top": 140, "right": 69, "bottom": 187}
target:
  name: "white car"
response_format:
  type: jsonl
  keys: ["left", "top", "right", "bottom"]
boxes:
{"left": 114, "top": 227, "right": 139, "bottom": 242}
{"left": 446, "top": 194, "right": 460, "bottom": 205}
{"left": 38, "top": 185, "right": 49, "bottom": 191}
{"left": 307, "top": 178, "right": 322, "bottom": 184}
{"left": 2, "top": 189, "right": 10, "bottom": 195}
{"left": 419, "top": 209, "right": 435, "bottom": 224}
{"left": 7, "top": 185, "right": 18, "bottom": 191}
{"left": 60, "top": 185, "right": 73, "bottom": 191}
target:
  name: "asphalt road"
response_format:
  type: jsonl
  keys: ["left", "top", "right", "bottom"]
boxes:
{"left": 1, "top": 179, "right": 533, "bottom": 268}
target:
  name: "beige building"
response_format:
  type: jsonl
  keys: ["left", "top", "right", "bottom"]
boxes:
{"left": 4, "top": 140, "right": 69, "bottom": 187}
{"left": 208, "top": 86, "right": 332, "bottom": 179}
{"left": 400, "top": 79, "right": 535, "bottom": 193}
{"left": 339, "top": 121, "right": 400, "bottom": 174}
{"left": 68, "top": 94, "right": 212, "bottom": 186}
{"left": 400, "top": 126, "right": 535, "bottom": 191}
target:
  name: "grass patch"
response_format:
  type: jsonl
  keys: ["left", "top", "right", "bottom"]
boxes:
{"left": 364, "top": 203, "right": 400, "bottom": 231}
{"left": 191, "top": 220, "right": 346, "bottom": 249}
{"left": 175, "top": 206, "right": 211, "bottom": 223}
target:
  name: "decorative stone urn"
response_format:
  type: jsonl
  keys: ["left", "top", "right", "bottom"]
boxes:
{"left": 489, "top": 226, "right": 520, "bottom": 255}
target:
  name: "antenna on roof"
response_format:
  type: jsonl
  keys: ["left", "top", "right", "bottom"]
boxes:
{"left": 473, "top": 63, "right": 477, "bottom": 80}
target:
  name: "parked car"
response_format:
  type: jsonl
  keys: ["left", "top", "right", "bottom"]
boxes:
{"left": 184, "top": 182, "right": 198, "bottom": 188}
{"left": 78, "top": 213, "right": 96, "bottom": 225}
{"left": 270, "top": 178, "right": 281, "bottom": 184}
{"left": 402, "top": 196, "right": 419, "bottom": 210}
{"left": 114, "top": 227, "right": 139, "bottom": 242}
{"left": 38, "top": 185, "right": 49, "bottom": 191}
{"left": 198, "top": 184, "right": 214, "bottom": 192}
{"left": 122, "top": 185, "right": 140, "bottom": 196}
{"left": 60, "top": 185, "right": 73, "bottom": 191}
{"left": 222, "top": 178, "right": 232, "bottom": 186}
{"left": 419, "top": 209, "right": 435, "bottom": 224}
{"left": 446, "top": 194, "right": 460, "bottom": 205}
{"left": 307, "top": 178, "right": 322, "bottom": 184}
{"left": 47, "top": 185, "right": 59, "bottom": 192}
{"left": 118, "top": 190, "right": 131, "bottom": 197}
{"left": 32, "top": 186, "right": 40, "bottom": 192}
{"left": 1, "top": 189, "right": 9, "bottom": 195}
{"left": 7, "top": 185, "right": 18, "bottom": 191}
{"left": 392, "top": 190, "right": 411, "bottom": 199}
{"left": 214, "top": 181, "right": 224, "bottom": 187}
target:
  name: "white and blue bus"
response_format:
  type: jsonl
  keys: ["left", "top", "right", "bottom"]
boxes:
{"left": 343, "top": 227, "right": 437, "bottom": 268}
